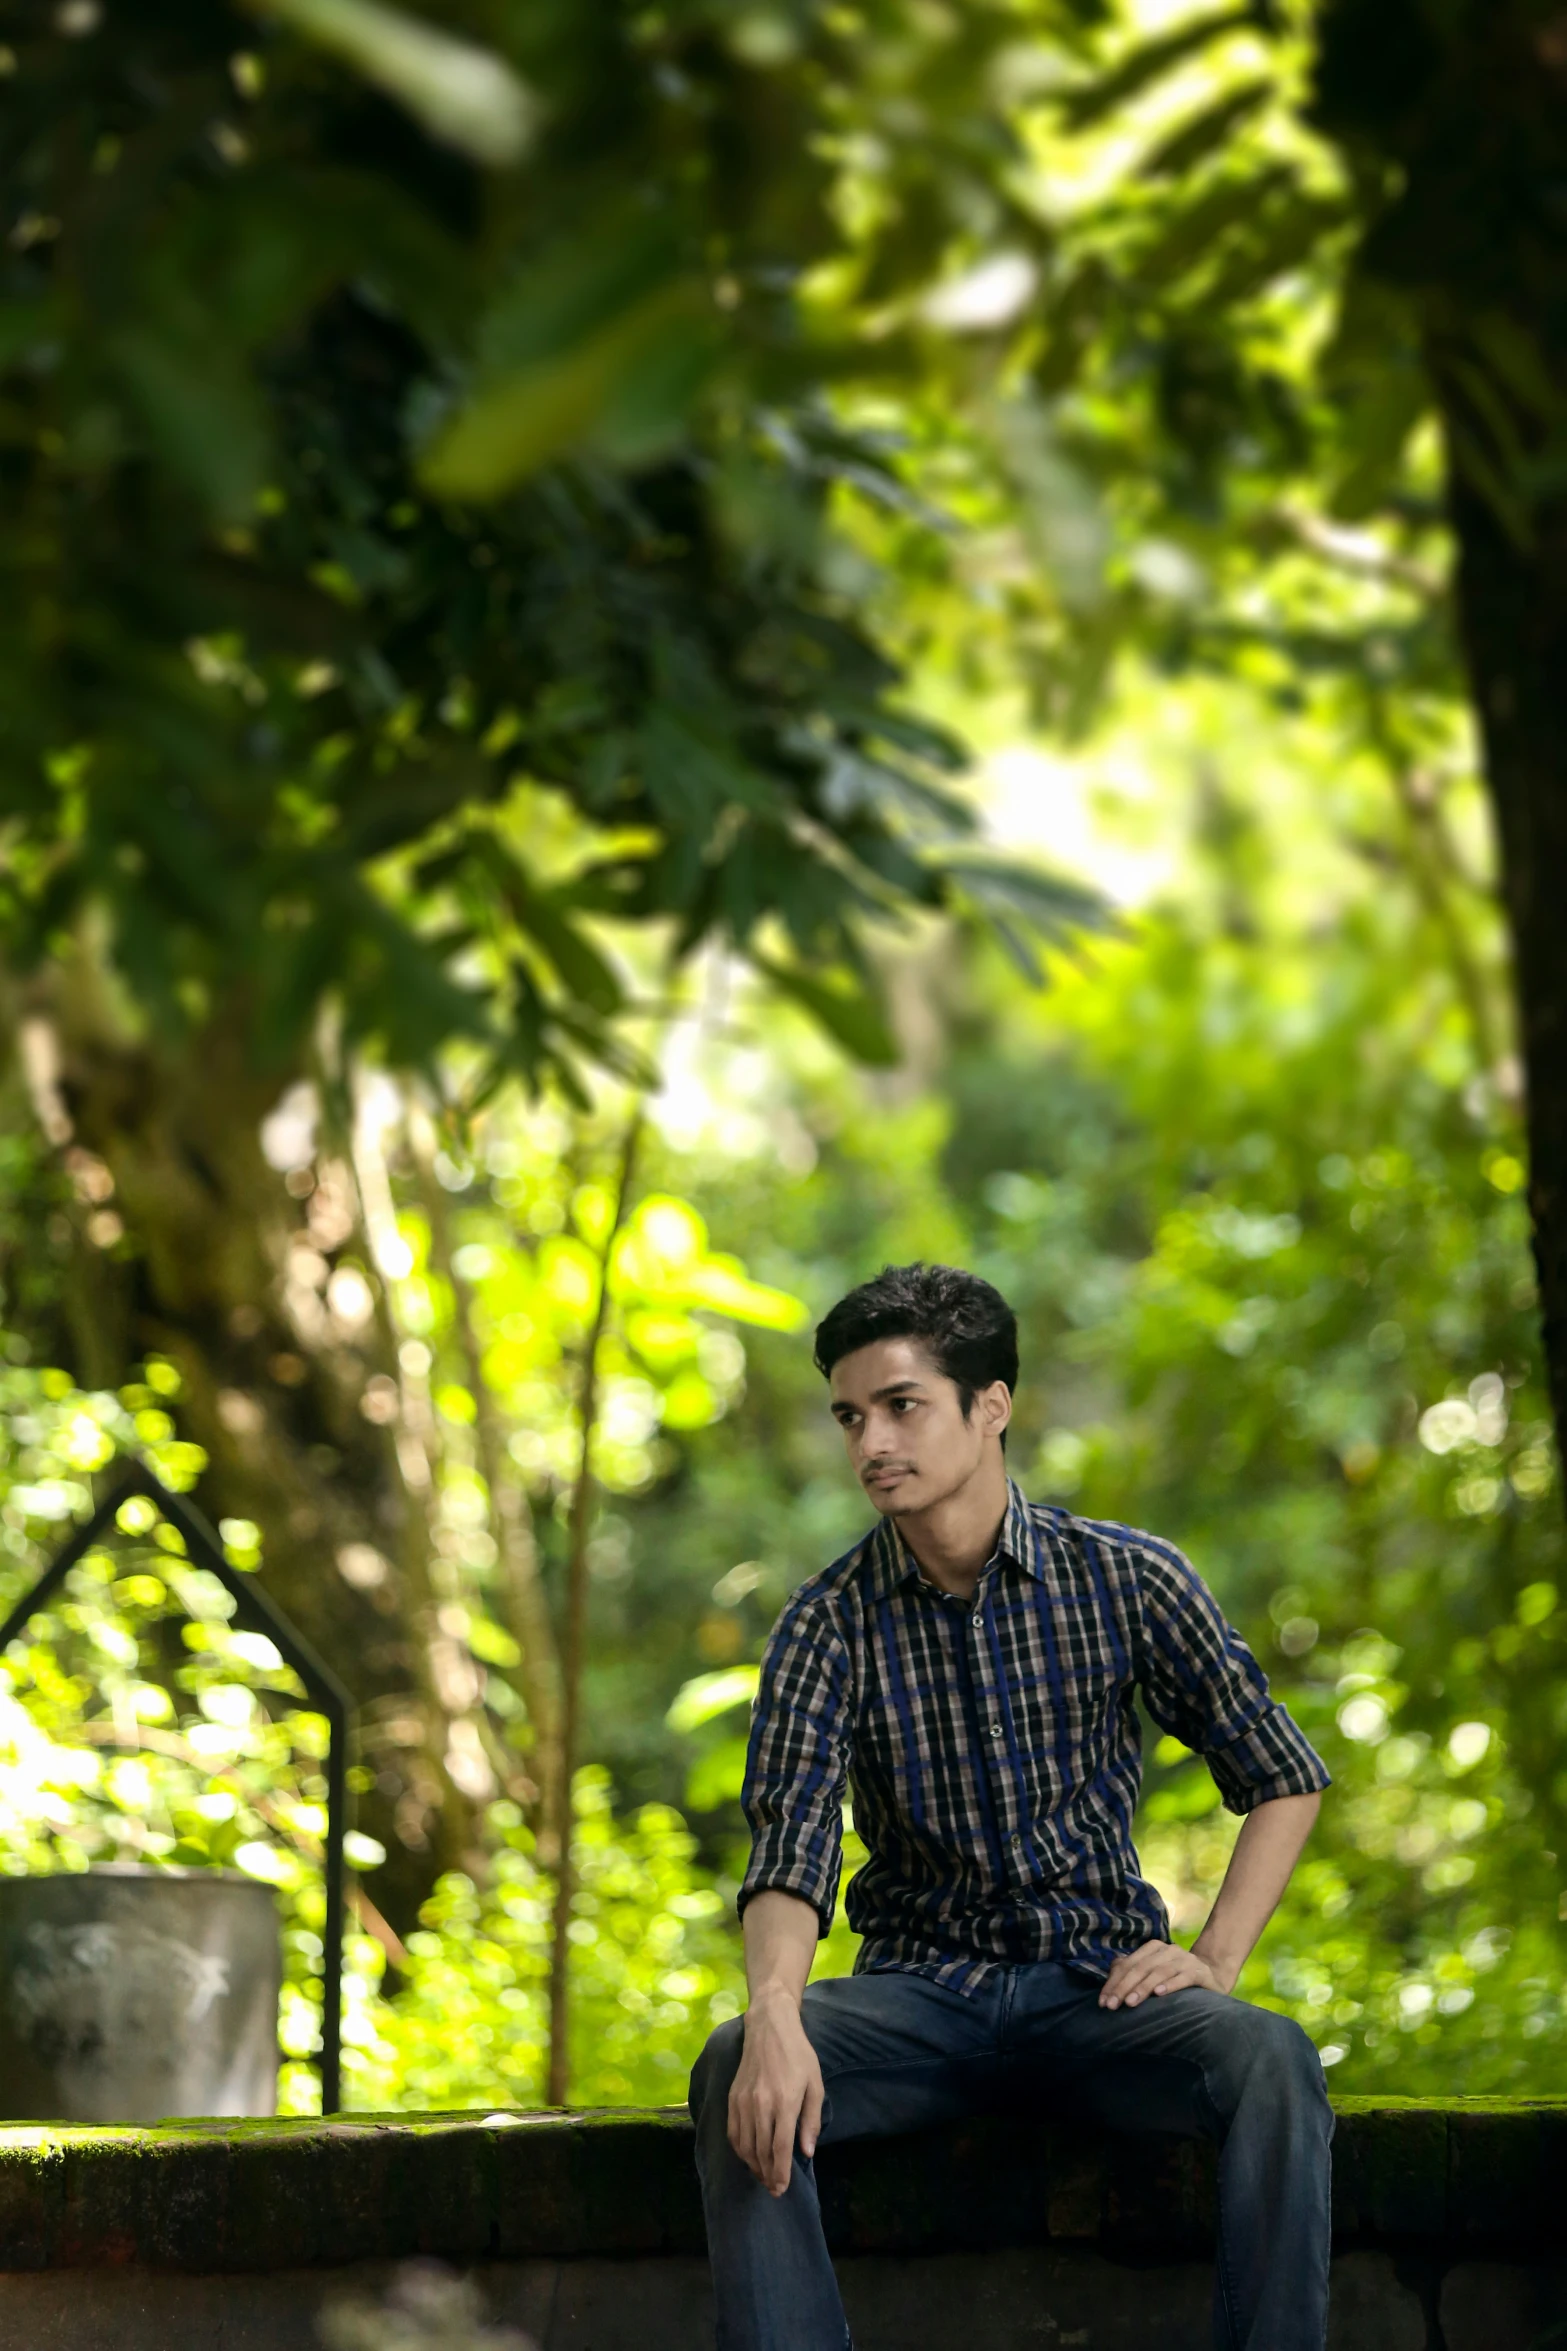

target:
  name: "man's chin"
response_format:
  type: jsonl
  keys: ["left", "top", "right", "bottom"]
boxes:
{"left": 864, "top": 1476, "right": 919, "bottom": 1514}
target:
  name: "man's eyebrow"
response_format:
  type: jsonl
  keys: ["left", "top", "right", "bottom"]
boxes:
{"left": 830, "top": 1379, "right": 927, "bottom": 1413}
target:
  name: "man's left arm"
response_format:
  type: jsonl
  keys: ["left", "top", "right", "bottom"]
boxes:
{"left": 1100, "top": 1789, "right": 1319, "bottom": 2010}
{"left": 1103, "top": 1534, "right": 1331, "bottom": 2012}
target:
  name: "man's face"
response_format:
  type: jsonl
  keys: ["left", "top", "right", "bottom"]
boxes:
{"left": 828, "top": 1335, "right": 1011, "bottom": 1516}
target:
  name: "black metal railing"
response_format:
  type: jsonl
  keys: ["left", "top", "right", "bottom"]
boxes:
{"left": 0, "top": 1458, "right": 352, "bottom": 2112}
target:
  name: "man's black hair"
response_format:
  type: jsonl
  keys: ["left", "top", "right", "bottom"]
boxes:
{"left": 813, "top": 1263, "right": 1019, "bottom": 1421}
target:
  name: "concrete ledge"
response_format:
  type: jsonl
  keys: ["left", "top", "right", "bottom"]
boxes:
{"left": 3, "top": 2247, "right": 1565, "bottom": 2351}
{"left": 0, "top": 2100, "right": 1560, "bottom": 2273}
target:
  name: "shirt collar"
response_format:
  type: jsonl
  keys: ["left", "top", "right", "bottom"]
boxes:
{"left": 865, "top": 1478, "right": 1041, "bottom": 1600}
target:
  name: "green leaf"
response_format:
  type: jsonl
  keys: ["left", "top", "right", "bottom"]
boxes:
{"left": 107, "top": 331, "right": 269, "bottom": 523}
{"left": 474, "top": 210, "right": 681, "bottom": 379}
{"left": 685, "top": 1734, "right": 750, "bottom": 1813}
{"left": 821, "top": 752, "right": 976, "bottom": 838}
{"left": 1140, "top": 79, "right": 1274, "bottom": 179}
{"left": 548, "top": 1000, "right": 661, "bottom": 1093}
{"left": 1130, "top": 167, "right": 1295, "bottom": 292}
{"left": 666, "top": 1667, "right": 760, "bottom": 1735}
{"left": 1321, "top": 276, "right": 1432, "bottom": 517}
{"left": 1328, "top": 363, "right": 1432, "bottom": 520}
{"left": 641, "top": 702, "right": 783, "bottom": 833}
{"left": 259, "top": 0, "right": 536, "bottom": 166}
{"left": 681, "top": 1261, "right": 810, "bottom": 1331}
{"left": 594, "top": 312, "right": 719, "bottom": 469}
{"left": 1191, "top": 190, "right": 1350, "bottom": 312}
{"left": 993, "top": 400, "right": 1108, "bottom": 608}
{"left": 1057, "top": 7, "right": 1254, "bottom": 131}
{"left": 943, "top": 853, "right": 1109, "bottom": 960}
{"left": 753, "top": 954, "right": 899, "bottom": 1066}
{"left": 1033, "top": 259, "right": 1114, "bottom": 396}
{"left": 418, "top": 282, "right": 712, "bottom": 500}
{"left": 467, "top": 839, "right": 624, "bottom": 1018}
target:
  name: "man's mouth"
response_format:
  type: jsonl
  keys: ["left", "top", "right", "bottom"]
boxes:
{"left": 864, "top": 1466, "right": 914, "bottom": 1489}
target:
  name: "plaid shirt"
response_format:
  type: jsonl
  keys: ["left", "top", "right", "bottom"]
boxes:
{"left": 739, "top": 1481, "right": 1329, "bottom": 1991}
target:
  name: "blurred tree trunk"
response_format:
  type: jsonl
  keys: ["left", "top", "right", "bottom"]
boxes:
{"left": 3, "top": 971, "right": 481, "bottom": 1929}
{"left": 1445, "top": 455, "right": 1567, "bottom": 1453}
{"left": 1316, "top": 0, "right": 1567, "bottom": 1469}
{"left": 413, "top": 1127, "right": 565, "bottom": 1849}
{"left": 1423, "top": 8, "right": 1567, "bottom": 1467}
{"left": 546, "top": 1104, "right": 642, "bottom": 2108}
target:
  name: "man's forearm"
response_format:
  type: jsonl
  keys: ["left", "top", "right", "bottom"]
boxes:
{"left": 1193, "top": 1790, "right": 1320, "bottom": 1991}
{"left": 730, "top": 1892, "right": 826, "bottom": 2192}
{"left": 743, "top": 1889, "right": 820, "bottom": 2012}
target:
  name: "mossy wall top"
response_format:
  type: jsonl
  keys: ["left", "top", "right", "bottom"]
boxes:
{"left": 0, "top": 2102, "right": 1561, "bottom": 2274}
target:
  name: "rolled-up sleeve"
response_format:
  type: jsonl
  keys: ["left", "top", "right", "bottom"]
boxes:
{"left": 1135, "top": 1538, "right": 1330, "bottom": 1816}
{"left": 738, "top": 1594, "right": 853, "bottom": 1937}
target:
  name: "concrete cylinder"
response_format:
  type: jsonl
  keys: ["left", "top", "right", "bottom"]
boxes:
{"left": 0, "top": 1865, "right": 281, "bottom": 2122}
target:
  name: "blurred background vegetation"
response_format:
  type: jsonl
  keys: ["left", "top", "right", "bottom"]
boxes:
{"left": 2, "top": 0, "right": 1564, "bottom": 2111}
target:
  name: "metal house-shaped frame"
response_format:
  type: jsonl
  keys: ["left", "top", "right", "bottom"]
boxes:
{"left": 0, "top": 1458, "right": 352, "bottom": 2112}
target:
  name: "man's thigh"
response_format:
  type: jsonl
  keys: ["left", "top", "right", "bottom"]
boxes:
{"left": 800, "top": 1971, "right": 1001, "bottom": 2146}
{"left": 1009, "top": 1970, "right": 1320, "bottom": 2140}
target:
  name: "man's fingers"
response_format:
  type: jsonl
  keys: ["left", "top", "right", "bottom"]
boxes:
{"left": 767, "top": 2099, "right": 798, "bottom": 2195}
{"left": 800, "top": 2074, "right": 824, "bottom": 2161}
{"left": 1101, "top": 1953, "right": 1157, "bottom": 2007}
{"left": 730, "top": 2065, "right": 818, "bottom": 2189}
{"left": 1122, "top": 1954, "right": 1205, "bottom": 2006}
{"left": 1123, "top": 1957, "right": 1180, "bottom": 2005}
{"left": 756, "top": 2097, "right": 783, "bottom": 2187}
{"left": 1102, "top": 1947, "right": 1198, "bottom": 2008}
{"left": 1126, "top": 1967, "right": 1176, "bottom": 2004}
{"left": 1152, "top": 1954, "right": 1211, "bottom": 1995}
{"left": 733, "top": 2091, "right": 775, "bottom": 2183}
{"left": 728, "top": 2094, "right": 757, "bottom": 2178}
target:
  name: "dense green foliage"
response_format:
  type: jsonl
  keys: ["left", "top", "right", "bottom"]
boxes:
{"left": 4, "top": 671, "right": 1563, "bottom": 2102}
{"left": 1, "top": 0, "right": 1098, "bottom": 1096}
{"left": 623, "top": 699, "right": 1565, "bottom": 2096}
{"left": 3, "top": 0, "right": 1567, "bottom": 2118}
{"left": 0, "top": 1365, "right": 349, "bottom": 2108}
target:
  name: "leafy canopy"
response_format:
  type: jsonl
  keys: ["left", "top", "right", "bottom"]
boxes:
{"left": 0, "top": 0, "right": 1104, "bottom": 1098}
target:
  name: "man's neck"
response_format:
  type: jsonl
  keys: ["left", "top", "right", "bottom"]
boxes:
{"left": 892, "top": 1458, "right": 1011, "bottom": 1599}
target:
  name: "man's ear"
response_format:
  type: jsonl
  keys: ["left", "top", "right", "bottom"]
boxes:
{"left": 980, "top": 1381, "right": 1012, "bottom": 1442}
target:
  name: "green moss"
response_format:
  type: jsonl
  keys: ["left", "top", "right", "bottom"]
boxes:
{"left": 0, "top": 2104, "right": 1558, "bottom": 2271}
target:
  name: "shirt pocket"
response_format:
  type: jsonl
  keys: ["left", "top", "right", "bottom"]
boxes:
{"left": 1009, "top": 1603, "right": 1126, "bottom": 1785}
{"left": 853, "top": 1687, "right": 928, "bottom": 1808}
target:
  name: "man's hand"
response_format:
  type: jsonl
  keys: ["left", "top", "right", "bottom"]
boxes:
{"left": 1097, "top": 1791, "right": 1322, "bottom": 2013}
{"left": 1098, "top": 1942, "right": 1228, "bottom": 2011}
{"left": 727, "top": 1987, "right": 826, "bottom": 2196}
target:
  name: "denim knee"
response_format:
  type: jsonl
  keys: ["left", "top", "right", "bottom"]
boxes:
{"left": 689, "top": 2014, "right": 745, "bottom": 2127}
{"left": 1231, "top": 2005, "right": 1329, "bottom": 2112}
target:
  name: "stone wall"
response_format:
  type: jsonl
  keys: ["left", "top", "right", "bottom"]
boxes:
{"left": 0, "top": 2100, "right": 1561, "bottom": 2349}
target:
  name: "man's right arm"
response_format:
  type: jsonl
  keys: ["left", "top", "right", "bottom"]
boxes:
{"left": 729, "top": 1591, "right": 853, "bottom": 2195}
{"left": 727, "top": 1890, "right": 824, "bottom": 2195}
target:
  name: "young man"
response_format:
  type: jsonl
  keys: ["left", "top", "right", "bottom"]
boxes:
{"left": 690, "top": 1263, "right": 1333, "bottom": 2351}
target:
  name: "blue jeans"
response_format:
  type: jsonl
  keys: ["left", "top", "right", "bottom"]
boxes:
{"left": 689, "top": 1963, "right": 1332, "bottom": 2351}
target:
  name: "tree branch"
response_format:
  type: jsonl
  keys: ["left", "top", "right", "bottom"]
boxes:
{"left": 545, "top": 1100, "right": 644, "bottom": 2109}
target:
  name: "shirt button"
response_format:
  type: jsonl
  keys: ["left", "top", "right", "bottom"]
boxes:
{"left": 971, "top": 1615, "right": 983, "bottom": 1628}
{"left": 988, "top": 1722, "right": 1002, "bottom": 1738}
